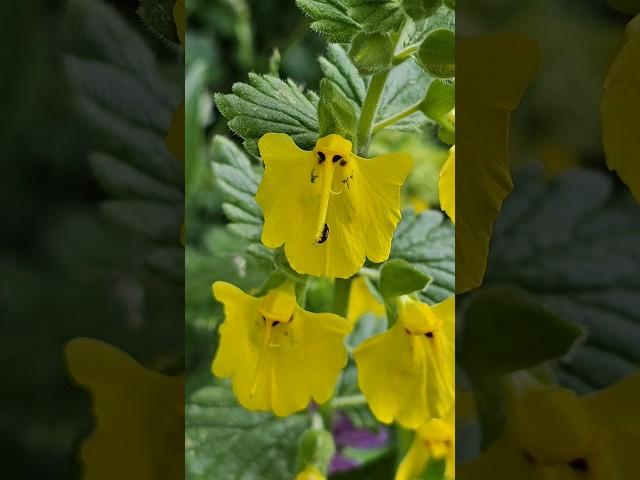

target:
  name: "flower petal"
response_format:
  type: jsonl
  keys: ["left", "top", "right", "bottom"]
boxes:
{"left": 439, "top": 146, "right": 455, "bottom": 223}
{"left": 354, "top": 322, "right": 428, "bottom": 428}
{"left": 346, "top": 276, "right": 385, "bottom": 324}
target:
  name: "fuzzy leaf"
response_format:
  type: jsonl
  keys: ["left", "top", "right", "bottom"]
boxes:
{"left": 211, "top": 136, "right": 264, "bottom": 242}
{"left": 319, "top": 44, "right": 367, "bottom": 109}
{"left": 461, "top": 286, "right": 584, "bottom": 377}
{"left": 215, "top": 74, "right": 319, "bottom": 156}
{"left": 390, "top": 210, "right": 454, "bottom": 304}
{"left": 296, "top": 0, "right": 360, "bottom": 42}
{"left": 137, "top": 0, "right": 180, "bottom": 45}
{"left": 345, "top": 0, "right": 406, "bottom": 34}
{"left": 349, "top": 32, "right": 394, "bottom": 75}
{"left": 185, "top": 385, "right": 309, "bottom": 479}
{"left": 318, "top": 79, "right": 357, "bottom": 139}
{"left": 486, "top": 166, "right": 640, "bottom": 392}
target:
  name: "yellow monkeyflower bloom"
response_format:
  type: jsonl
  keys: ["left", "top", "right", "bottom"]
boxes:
{"left": 354, "top": 296, "right": 454, "bottom": 428}
{"left": 439, "top": 145, "right": 455, "bottom": 223}
{"left": 457, "top": 34, "right": 539, "bottom": 293}
{"left": 346, "top": 276, "right": 385, "bottom": 324}
{"left": 212, "top": 281, "right": 352, "bottom": 416}
{"left": 396, "top": 411, "right": 455, "bottom": 480}
{"left": 295, "top": 465, "right": 327, "bottom": 480}
{"left": 459, "top": 372, "right": 640, "bottom": 479}
{"left": 602, "top": 15, "right": 640, "bottom": 203}
{"left": 256, "top": 133, "right": 412, "bottom": 278}
{"left": 65, "top": 338, "right": 184, "bottom": 480}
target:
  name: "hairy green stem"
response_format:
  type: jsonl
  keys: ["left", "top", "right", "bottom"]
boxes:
{"left": 373, "top": 101, "right": 422, "bottom": 134}
{"left": 392, "top": 44, "right": 419, "bottom": 65}
{"left": 356, "top": 70, "right": 391, "bottom": 155}
{"left": 332, "top": 277, "right": 353, "bottom": 317}
{"left": 356, "top": 21, "right": 406, "bottom": 155}
{"left": 331, "top": 394, "right": 367, "bottom": 409}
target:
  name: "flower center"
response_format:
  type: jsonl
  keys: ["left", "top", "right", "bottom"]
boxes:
{"left": 311, "top": 134, "right": 354, "bottom": 245}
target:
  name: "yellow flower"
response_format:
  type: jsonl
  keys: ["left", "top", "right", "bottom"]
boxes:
{"left": 65, "top": 338, "right": 184, "bottom": 480}
{"left": 602, "top": 15, "right": 640, "bottom": 203}
{"left": 439, "top": 145, "right": 455, "bottom": 223}
{"left": 459, "top": 372, "right": 640, "bottom": 479}
{"left": 346, "top": 276, "right": 385, "bottom": 324}
{"left": 295, "top": 465, "right": 326, "bottom": 480}
{"left": 354, "top": 296, "right": 454, "bottom": 428}
{"left": 212, "top": 281, "right": 352, "bottom": 416}
{"left": 396, "top": 411, "right": 455, "bottom": 480}
{"left": 256, "top": 133, "right": 412, "bottom": 278}
{"left": 457, "top": 34, "right": 539, "bottom": 293}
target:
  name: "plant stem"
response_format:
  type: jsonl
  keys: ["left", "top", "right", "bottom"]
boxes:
{"left": 392, "top": 44, "right": 419, "bottom": 65}
{"left": 358, "top": 267, "right": 380, "bottom": 281}
{"left": 372, "top": 101, "right": 422, "bottom": 134}
{"left": 331, "top": 394, "right": 368, "bottom": 409}
{"left": 356, "top": 20, "right": 407, "bottom": 155}
{"left": 356, "top": 70, "right": 392, "bottom": 155}
{"left": 332, "top": 277, "right": 353, "bottom": 317}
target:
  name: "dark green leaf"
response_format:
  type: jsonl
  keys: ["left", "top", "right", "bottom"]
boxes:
{"left": 461, "top": 286, "right": 584, "bottom": 377}
{"left": 185, "top": 385, "right": 309, "bottom": 479}
{"left": 402, "top": 0, "right": 442, "bottom": 20}
{"left": 137, "top": 0, "right": 180, "bottom": 45}
{"left": 215, "top": 74, "right": 319, "bottom": 156}
{"left": 380, "top": 258, "right": 432, "bottom": 298}
{"left": 101, "top": 200, "right": 182, "bottom": 243}
{"left": 485, "top": 166, "right": 640, "bottom": 392}
{"left": 390, "top": 210, "right": 454, "bottom": 303}
{"left": 296, "top": 0, "right": 360, "bottom": 42}
{"left": 345, "top": 0, "right": 406, "bottom": 34}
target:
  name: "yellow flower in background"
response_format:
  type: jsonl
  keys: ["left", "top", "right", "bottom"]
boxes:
{"left": 212, "top": 281, "right": 352, "bottom": 416}
{"left": 457, "top": 34, "right": 539, "bottom": 294}
{"left": 295, "top": 465, "right": 326, "bottom": 480}
{"left": 439, "top": 145, "right": 455, "bottom": 223}
{"left": 459, "top": 372, "right": 640, "bottom": 479}
{"left": 346, "top": 276, "right": 385, "bottom": 324}
{"left": 65, "top": 338, "right": 184, "bottom": 480}
{"left": 256, "top": 133, "right": 412, "bottom": 278}
{"left": 602, "top": 15, "right": 640, "bottom": 203}
{"left": 396, "top": 411, "right": 455, "bottom": 480}
{"left": 354, "top": 296, "right": 454, "bottom": 428}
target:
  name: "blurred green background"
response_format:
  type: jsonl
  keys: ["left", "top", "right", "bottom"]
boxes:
{"left": 0, "top": 0, "right": 182, "bottom": 477}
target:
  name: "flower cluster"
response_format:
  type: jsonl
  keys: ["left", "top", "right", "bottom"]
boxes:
{"left": 212, "top": 132, "right": 455, "bottom": 478}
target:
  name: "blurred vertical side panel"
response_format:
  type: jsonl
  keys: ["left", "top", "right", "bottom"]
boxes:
{"left": 456, "top": 0, "right": 640, "bottom": 478}
{"left": 0, "top": 0, "right": 184, "bottom": 478}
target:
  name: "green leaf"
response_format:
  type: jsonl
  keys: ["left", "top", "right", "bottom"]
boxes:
{"left": 214, "top": 73, "right": 319, "bottom": 156}
{"left": 398, "top": 6, "right": 454, "bottom": 49}
{"left": 137, "top": 0, "right": 180, "bottom": 45}
{"left": 318, "top": 79, "right": 357, "bottom": 139}
{"left": 296, "top": 0, "right": 361, "bottom": 42}
{"left": 185, "top": 385, "right": 309, "bottom": 479}
{"left": 349, "top": 32, "right": 394, "bottom": 75}
{"left": 485, "top": 166, "right": 640, "bottom": 392}
{"left": 390, "top": 210, "right": 454, "bottom": 304}
{"left": 380, "top": 258, "right": 432, "bottom": 298}
{"left": 418, "top": 28, "right": 455, "bottom": 78}
{"left": 89, "top": 152, "right": 182, "bottom": 203}
{"left": 376, "top": 61, "right": 432, "bottom": 132}
{"left": 186, "top": 60, "right": 209, "bottom": 199}
{"left": 319, "top": 44, "right": 367, "bottom": 109}
{"left": 402, "top": 0, "right": 442, "bottom": 20}
{"left": 345, "top": 0, "right": 406, "bottom": 34}
{"left": 211, "top": 135, "right": 264, "bottom": 242}
{"left": 101, "top": 200, "right": 182, "bottom": 243}
{"left": 421, "top": 458, "right": 447, "bottom": 480}
{"left": 461, "top": 286, "right": 584, "bottom": 377}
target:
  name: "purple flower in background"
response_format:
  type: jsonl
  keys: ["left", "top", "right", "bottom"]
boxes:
{"left": 329, "top": 413, "right": 389, "bottom": 474}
